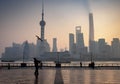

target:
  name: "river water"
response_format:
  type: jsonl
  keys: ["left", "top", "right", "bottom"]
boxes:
{"left": 0, "top": 68, "right": 120, "bottom": 84}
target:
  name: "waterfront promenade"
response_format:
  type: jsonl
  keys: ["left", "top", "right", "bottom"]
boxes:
{"left": 1, "top": 62, "right": 120, "bottom": 84}
{"left": 1, "top": 62, "right": 120, "bottom": 70}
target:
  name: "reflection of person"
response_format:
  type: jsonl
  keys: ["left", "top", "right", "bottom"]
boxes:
{"left": 34, "top": 74, "right": 38, "bottom": 84}
{"left": 33, "top": 58, "right": 41, "bottom": 76}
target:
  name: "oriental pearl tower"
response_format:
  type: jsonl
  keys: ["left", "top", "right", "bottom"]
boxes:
{"left": 40, "top": 0, "right": 46, "bottom": 41}
{"left": 36, "top": 0, "right": 50, "bottom": 57}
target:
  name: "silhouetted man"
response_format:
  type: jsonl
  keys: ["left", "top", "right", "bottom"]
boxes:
{"left": 34, "top": 58, "right": 41, "bottom": 76}
{"left": 80, "top": 62, "right": 82, "bottom": 67}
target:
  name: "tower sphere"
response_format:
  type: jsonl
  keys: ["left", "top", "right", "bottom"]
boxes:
{"left": 40, "top": 20, "right": 46, "bottom": 26}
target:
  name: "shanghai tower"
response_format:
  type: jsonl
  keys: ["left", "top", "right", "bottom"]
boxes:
{"left": 89, "top": 13, "right": 94, "bottom": 53}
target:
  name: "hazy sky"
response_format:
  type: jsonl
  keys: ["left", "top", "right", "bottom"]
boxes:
{"left": 0, "top": 0, "right": 120, "bottom": 56}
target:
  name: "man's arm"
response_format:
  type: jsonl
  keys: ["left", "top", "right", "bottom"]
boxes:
{"left": 37, "top": 60, "right": 41, "bottom": 63}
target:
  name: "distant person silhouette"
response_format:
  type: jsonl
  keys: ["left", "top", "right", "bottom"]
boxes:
{"left": 8, "top": 63, "right": 10, "bottom": 70}
{"left": 34, "top": 58, "right": 41, "bottom": 76}
{"left": 89, "top": 62, "right": 95, "bottom": 69}
{"left": 80, "top": 62, "right": 82, "bottom": 67}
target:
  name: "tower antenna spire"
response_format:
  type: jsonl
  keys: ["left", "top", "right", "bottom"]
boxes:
{"left": 42, "top": 0, "right": 44, "bottom": 20}
{"left": 40, "top": 0, "right": 46, "bottom": 40}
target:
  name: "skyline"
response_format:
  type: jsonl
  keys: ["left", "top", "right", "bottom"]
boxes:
{"left": 0, "top": 0, "right": 120, "bottom": 57}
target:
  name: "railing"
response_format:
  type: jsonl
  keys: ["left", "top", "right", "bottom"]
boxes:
{"left": 1, "top": 62, "right": 120, "bottom": 68}
{"left": 0, "top": 63, "right": 55, "bottom": 67}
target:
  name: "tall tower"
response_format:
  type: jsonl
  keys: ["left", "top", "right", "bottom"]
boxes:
{"left": 89, "top": 13, "right": 94, "bottom": 41}
{"left": 23, "top": 41, "right": 29, "bottom": 61}
{"left": 111, "top": 38, "right": 120, "bottom": 58}
{"left": 89, "top": 13, "right": 94, "bottom": 53}
{"left": 40, "top": 0, "right": 46, "bottom": 41}
{"left": 69, "top": 33, "right": 74, "bottom": 53}
{"left": 36, "top": 0, "right": 50, "bottom": 57}
{"left": 52, "top": 38, "right": 58, "bottom": 52}
{"left": 76, "top": 26, "right": 84, "bottom": 48}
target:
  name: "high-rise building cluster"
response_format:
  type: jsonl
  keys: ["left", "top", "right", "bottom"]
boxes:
{"left": 1, "top": 41, "right": 36, "bottom": 61}
{"left": 1, "top": 0, "right": 51, "bottom": 61}
{"left": 69, "top": 13, "right": 120, "bottom": 60}
{"left": 69, "top": 26, "right": 87, "bottom": 56}
{"left": 1, "top": 1, "right": 120, "bottom": 61}
{"left": 88, "top": 38, "right": 120, "bottom": 60}
{"left": 69, "top": 29, "right": 120, "bottom": 60}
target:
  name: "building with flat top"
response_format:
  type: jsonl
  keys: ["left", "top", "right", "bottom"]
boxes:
{"left": 52, "top": 38, "right": 58, "bottom": 52}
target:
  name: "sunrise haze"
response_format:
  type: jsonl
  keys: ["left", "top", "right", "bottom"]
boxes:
{"left": 0, "top": 0, "right": 120, "bottom": 57}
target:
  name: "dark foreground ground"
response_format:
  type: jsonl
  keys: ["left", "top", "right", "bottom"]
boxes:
{"left": 0, "top": 68, "right": 120, "bottom": 84}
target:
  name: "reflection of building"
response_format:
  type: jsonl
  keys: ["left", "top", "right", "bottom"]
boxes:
{"left": 52, "top": 38, "right": 58, "bottom": 52}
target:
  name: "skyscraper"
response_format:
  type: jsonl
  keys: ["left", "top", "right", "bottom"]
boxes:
{"left": 89, "top": 13, "right": 94, "bottom": 41}
{"left": 40, "top": 0, "right": 46, "bottom": 40}
{"left": 52, "top": 38, "right": 57, "bottom": 52}
{"left": 111, "top": 38, "right": 120, "bottom": 58}
{"left": 98, "top": 38, "right": 111, "bottom": 58}
{"left": 23, "top": 41, "right": 29, "bottom": 61}
{"left": 98, "top": 39, "right": 106, "bottom": 54}
{"left": 75, "top": 26, "right": 87, "bottom": 55}
{"left": 89, "top": 13, "right": 95, "bottom": 53}
{"left": 36, "top": 0, "right": 50, "bottom": 57}
{"left": 69, "top": 33, "right": 74, "bottom": 53}
{"left": 76, "top": 26, "right": 84, "bottom": 48}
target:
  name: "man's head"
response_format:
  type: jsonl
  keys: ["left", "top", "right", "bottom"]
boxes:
{"left": 33, "top": 58, "right": 36, "bottom": 60}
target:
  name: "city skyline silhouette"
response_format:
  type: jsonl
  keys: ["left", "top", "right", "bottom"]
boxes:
{"left": 0, "top": 0, "right": 120, "bottom": 57}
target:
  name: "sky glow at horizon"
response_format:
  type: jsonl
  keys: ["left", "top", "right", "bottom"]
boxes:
{"left": 0, "top": 0, "right": 120, "bottom": 56}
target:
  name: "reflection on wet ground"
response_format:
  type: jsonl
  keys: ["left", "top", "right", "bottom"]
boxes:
{"left": 0, "top": 68, "right": 120, "bottom": 84}
{"left": 54, "top": 69, "right": 64, "bottom": 84}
